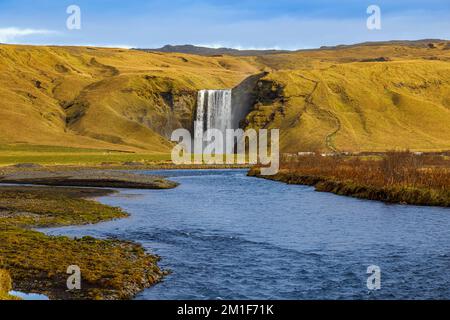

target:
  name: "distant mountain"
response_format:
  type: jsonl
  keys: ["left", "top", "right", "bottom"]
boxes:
{"left": 139, "top": 44, "right": 290, "bottom": 56}
{"left": 318, "top": 39, "right": 449, "bottom": 50}
{"left": 139, "top": 40, "right": 449, "bottom": 57}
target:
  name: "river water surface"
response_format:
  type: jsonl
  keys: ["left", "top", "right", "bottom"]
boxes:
{"left": 44, "top": 169, "right": 450, "bottom": 299}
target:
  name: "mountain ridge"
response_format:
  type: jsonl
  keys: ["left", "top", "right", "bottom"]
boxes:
{"left": 138, "top": 44, "right": 290, "bottom": 56}
{"left": 1, "top": 39, "right": 450, "bottom": 154}
{"left": 140, "top": 39, "right": 449, "bottom": 56}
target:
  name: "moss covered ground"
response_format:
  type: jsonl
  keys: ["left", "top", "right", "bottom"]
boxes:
{"left": 0, "top": 185, "right": 165, "bottom": 300}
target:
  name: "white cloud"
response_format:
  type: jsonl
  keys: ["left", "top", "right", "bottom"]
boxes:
{"left": 0, "top": 27, "right": 56, "bottom": 43}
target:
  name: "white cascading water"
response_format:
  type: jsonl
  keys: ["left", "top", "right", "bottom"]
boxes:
{"left": 194, "top": 90, "right": 206, "bottom": 141}
{"left": 195, "top": 89, "right": 232, "bottom": 140}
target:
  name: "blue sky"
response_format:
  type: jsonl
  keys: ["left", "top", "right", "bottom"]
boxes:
{"left": 0, "top": 0, "right": 449, "bottom": 49}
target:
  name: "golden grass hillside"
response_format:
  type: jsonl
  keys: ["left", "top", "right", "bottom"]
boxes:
{"left": 0, "top": 44, "right": 259, "bottom": 153}
{"left": 1, "top": 40, "right": 449, "bottom": 155}
{"left": 245, "top": 41, "right": 450, "bottom": 152}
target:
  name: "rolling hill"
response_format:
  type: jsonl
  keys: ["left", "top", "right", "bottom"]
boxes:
{"left": 0, "top": 44, "right": 259, "bottom": 153}
{"left": 245, "top": 40, "right": 450, "bottom": 152}
{"left": 0, "top": 40, "right": 449, "bottom": 156}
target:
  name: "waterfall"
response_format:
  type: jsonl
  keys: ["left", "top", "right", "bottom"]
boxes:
{"left": 194, "top": 90, "right": 206, "bottom": 141}
{"left": 195, "top": 89, "right": 233, "bottom": 140}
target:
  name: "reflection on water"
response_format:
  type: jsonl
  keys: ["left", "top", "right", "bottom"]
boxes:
{"left": 44, "top": 170, "right": 450, "bottom": 300}
{"left": 10, "top": 291, "right": 49, "bottom": 300}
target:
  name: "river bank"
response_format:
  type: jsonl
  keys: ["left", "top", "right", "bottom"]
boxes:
{"left": 0, "top": 168, "right": 179, "bottom": 189}
{"left": 248, "top": 152, "right": 450, "bottom": 207}
{"left": 248, "top": 167, "right": 450, "bottom": 207}
{"left": 0, "top": 169, "right": 178, "bottom": 300}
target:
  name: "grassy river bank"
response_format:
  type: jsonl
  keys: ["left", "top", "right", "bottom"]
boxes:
{"left": 0, "top": 167, "right": 178, "bottom": 300}
{"left": 249, "top": 152, "right": 450, "bottom": 207}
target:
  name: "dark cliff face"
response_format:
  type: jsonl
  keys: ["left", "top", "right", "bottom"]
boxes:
{"left": 254, "top": 78, "right": 285, "bottom": 105}
{"left": 231, "top": 72, "right": 269, "bottom": 129}
{"left": 115, "top": 75, "right": 199, "bottom": 139}
{"left": 158, "top": 90, "right": 198, "bottom": 137}
{"left": 240, "top": 77, "right": 286, "bottom": 130}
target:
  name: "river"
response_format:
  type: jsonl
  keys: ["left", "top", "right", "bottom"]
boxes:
{"left": 44, "top": 169, "right": 450, "bottom": 299}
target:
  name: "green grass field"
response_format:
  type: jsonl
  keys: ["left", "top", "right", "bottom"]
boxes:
{"left": 0, "top": 144, "right": 171, "bottom": 166}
